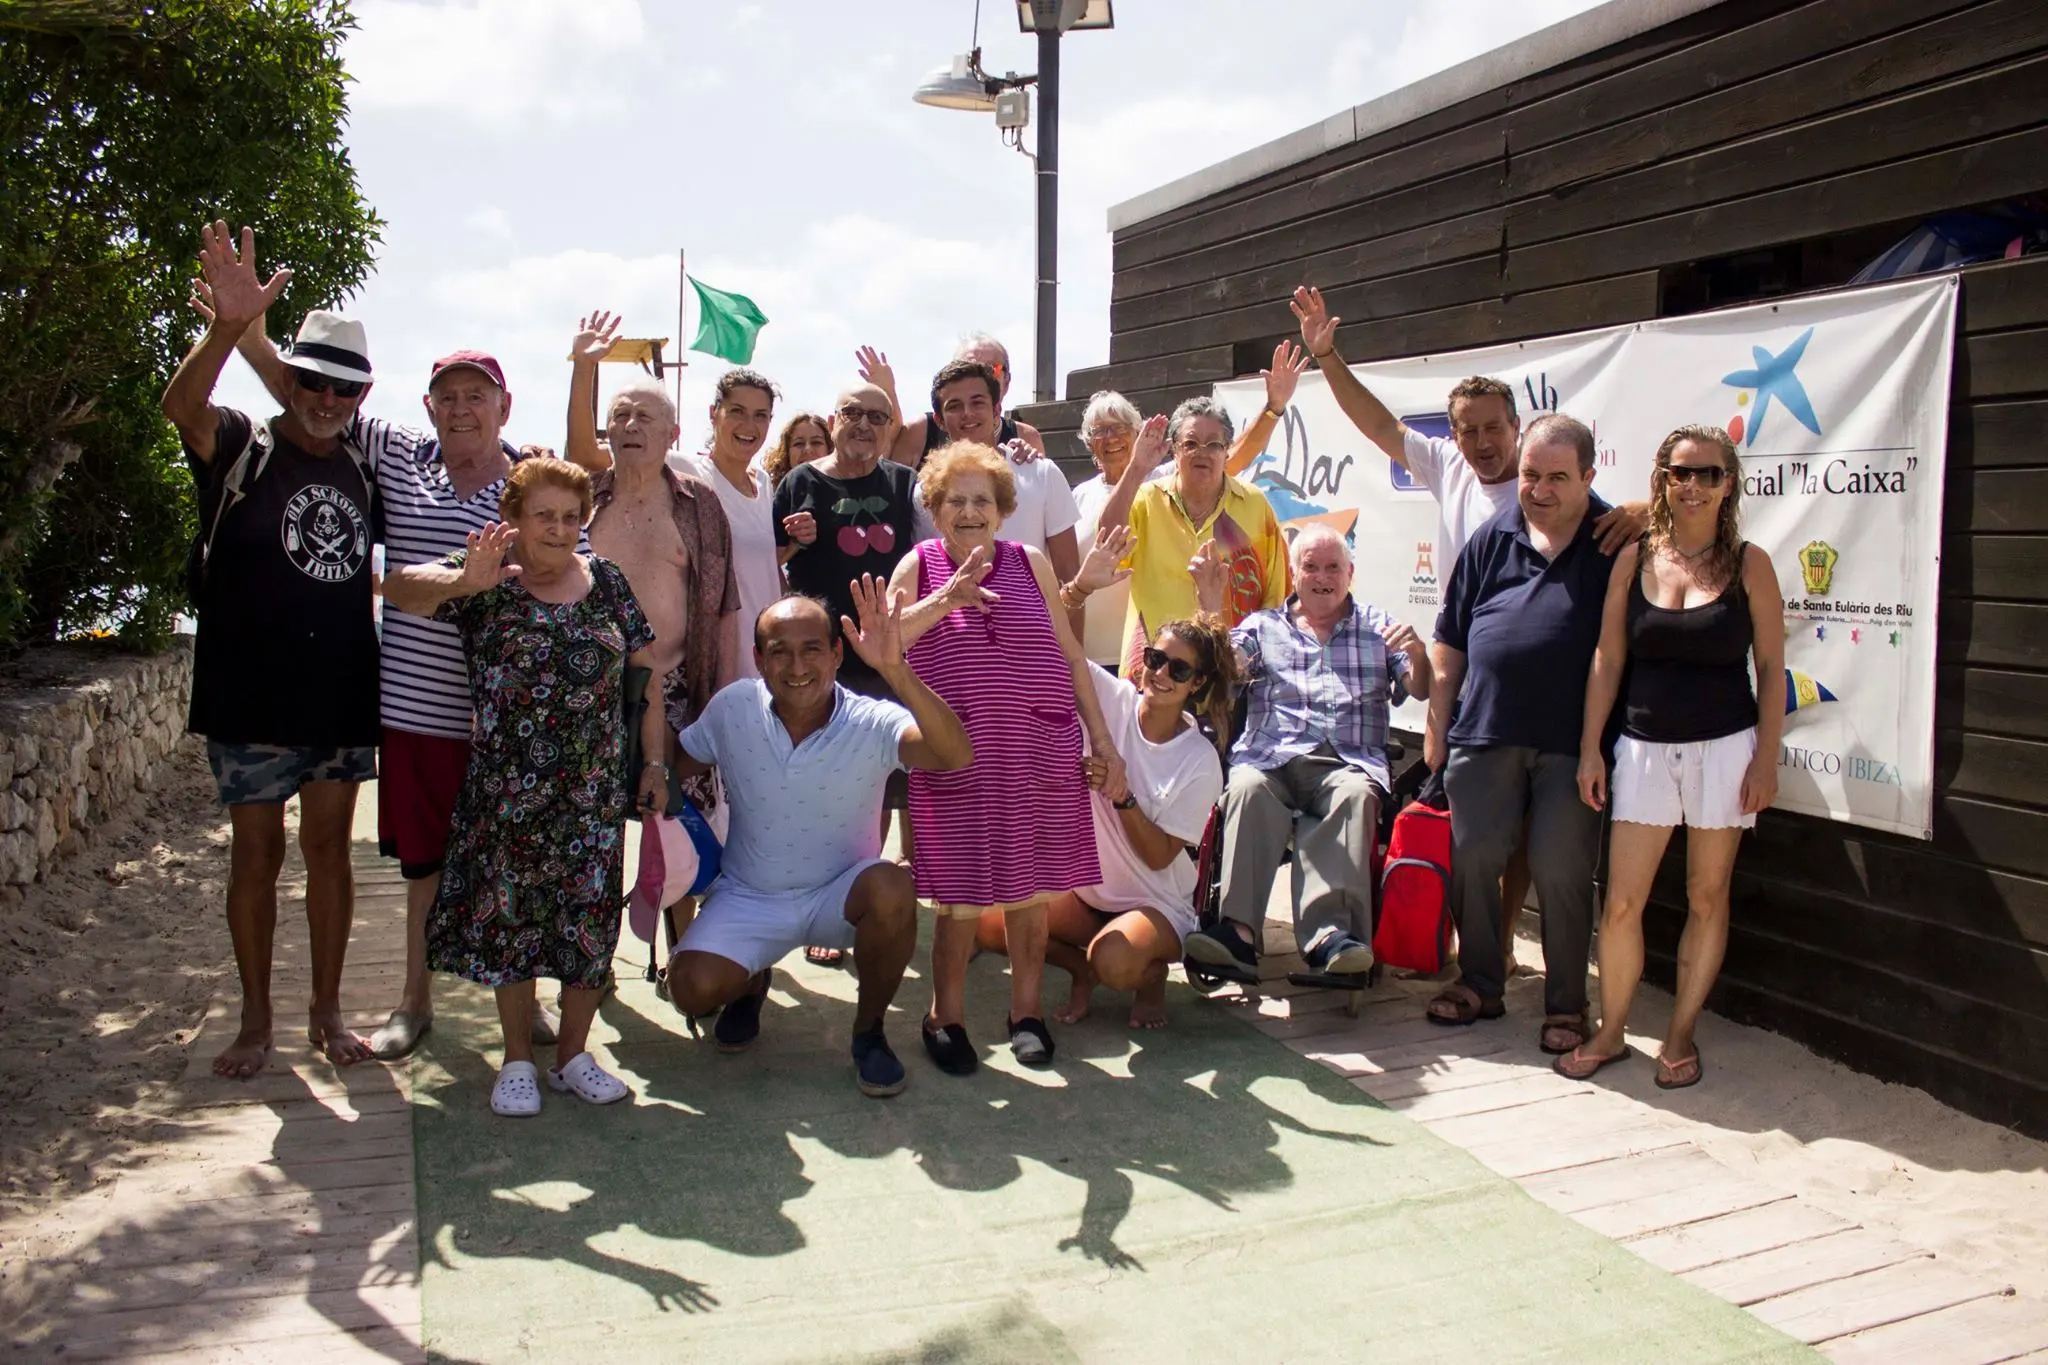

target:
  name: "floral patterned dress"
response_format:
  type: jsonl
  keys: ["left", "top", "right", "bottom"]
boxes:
{"left": 425, "top": 554, "right": 654, "bottom": 988}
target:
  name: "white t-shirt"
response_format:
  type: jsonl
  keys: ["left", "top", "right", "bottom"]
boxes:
{"left": 1000, "top": 454, "right": 1080, "bottom": 555}
{"left": 1079, "top": 669, "right": 1224, "bottom": 939}
{"left": 1072, "top": 465, "right": 1169, "bottom": 667}
{"left": 1402, "top": 427, "right": 1518, "bottom": 566}
{"left": 674, "top": 453, "right": 778, "bottom": 680}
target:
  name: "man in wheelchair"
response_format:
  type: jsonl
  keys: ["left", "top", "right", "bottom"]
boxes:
{"left": 1182, "top": 524, "right": 1433, "bottom": 981}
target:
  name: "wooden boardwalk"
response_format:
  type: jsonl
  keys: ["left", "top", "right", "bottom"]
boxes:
{"left": 19, "top": 845, "right": 2048, "bottom": 1362}
{"left": 13, "top": 852, "right": 424, "bottom": 1363}
{"left": 1220, "top": 916, "right": 2048, "bottom": 1365}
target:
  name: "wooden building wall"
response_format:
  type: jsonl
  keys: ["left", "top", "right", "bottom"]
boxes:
{"left": 1018, "top": 0, "right": 2048, "bottom": 1132}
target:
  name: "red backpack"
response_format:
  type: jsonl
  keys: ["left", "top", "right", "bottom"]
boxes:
{"left": 1374, "top": 787, "right": 1453, "bottom": 974}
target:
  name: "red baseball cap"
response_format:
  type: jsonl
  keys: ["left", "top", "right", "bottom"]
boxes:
{"left": 428, "top": 350, "right": 508, "bottom": 390}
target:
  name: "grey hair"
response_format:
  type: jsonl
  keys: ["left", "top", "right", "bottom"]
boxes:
{"left": 607, "top": 376, "right": 677, "bottom": 427}
{"left": 1289, "top": 521, "right": 1352, "bottom": 569}
{"left": 1079, "top": 390, "right": 1141, "bottom": 441}
{"left": 954, "top": 331, "right": 1009, "bottom": 367}
{"left": 1166, "top": 395, "right": 1235, "bottom": 449}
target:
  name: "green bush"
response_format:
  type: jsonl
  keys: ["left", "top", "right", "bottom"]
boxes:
{"left": 0, "top": 0, "right": 382, "bottom": 650}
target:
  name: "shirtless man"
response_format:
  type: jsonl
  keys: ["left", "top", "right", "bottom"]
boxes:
{"left": 566, "top": 354, "right": 742, "bottom": 792}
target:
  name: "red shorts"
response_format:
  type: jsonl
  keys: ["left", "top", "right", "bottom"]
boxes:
{"left": 377, "top": 727, "right": 471, "bottom": 879}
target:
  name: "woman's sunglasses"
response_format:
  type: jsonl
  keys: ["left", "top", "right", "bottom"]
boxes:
{"left": 294, "top": 369, "right": 367, "bottom": 400}
{"left": 1664, "top": 463, "right": 1727, "bottom": 488}
{"left": 1142, "top": 647, "right": 1199, "bottom": 684}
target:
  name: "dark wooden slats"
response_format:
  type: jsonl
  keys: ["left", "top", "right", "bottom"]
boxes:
{"left": 1964, "top": 326, "right": 2048, "bottom": 399}
{"left": 1941, "top": 534, "right": 2048, "bottom": 601}
{"left": 1502, "top": 124, "right": 2048, "bottom": 297}
{"left": 1950, "top": 400, "right": 2048, "bottom": 471}
{"left": 1937, "top": 666, "right": 2048, "bottom": 745}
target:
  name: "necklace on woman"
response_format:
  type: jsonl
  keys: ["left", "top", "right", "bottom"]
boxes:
{"left": 1670, "top": 539, "right": 1715, "bottom": 562}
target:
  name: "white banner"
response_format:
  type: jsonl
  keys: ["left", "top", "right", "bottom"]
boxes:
{"left": 1215, "top": 274, "right": 1958, "bottom": 839}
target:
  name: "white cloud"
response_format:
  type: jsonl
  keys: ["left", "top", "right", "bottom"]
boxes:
{"left": 345, "top": 0, "right": 651, "bottom": 125}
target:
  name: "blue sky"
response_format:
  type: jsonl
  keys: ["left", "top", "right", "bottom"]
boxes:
{"left": 212, "top": 0, "right": 1604, "bottom": 444}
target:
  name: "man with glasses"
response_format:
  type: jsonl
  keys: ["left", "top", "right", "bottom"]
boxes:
{"left": 161, "top": 221, "right": 384, "bottom": 1079}
{"left": 1182, "top": 525, "right": 1431, "bottom": 982}
{"left": 215, "top": 280, "right": 571, "bottom": 1063}
{"left": 1088, "top": 395, "right": 1291, "bottom": 675}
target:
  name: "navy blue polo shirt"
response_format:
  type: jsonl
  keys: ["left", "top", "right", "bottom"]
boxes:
{"left": 1434, "top": 494, "right": 1615, "bottom": 756}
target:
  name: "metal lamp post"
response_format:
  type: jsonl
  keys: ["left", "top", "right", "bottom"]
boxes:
{"left": 912, "top": 0, "right": 1113, "bottom": 404}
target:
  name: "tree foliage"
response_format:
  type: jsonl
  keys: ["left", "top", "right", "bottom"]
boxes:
{"left": 0, "top": 0, "right": 381, "bottom": 649}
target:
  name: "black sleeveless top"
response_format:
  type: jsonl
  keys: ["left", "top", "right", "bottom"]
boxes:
{"left": 1622, "top": 552, "right": 1758, "bottom": 744}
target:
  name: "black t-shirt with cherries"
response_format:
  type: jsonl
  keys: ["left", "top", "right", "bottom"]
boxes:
{"left": 773, "top": 460, "right": 920, "bottom": 692}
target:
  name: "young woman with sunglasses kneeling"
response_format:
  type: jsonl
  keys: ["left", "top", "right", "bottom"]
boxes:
{"left": 976, "top": 527, "right": 1237, "bottom": 1029}
{"left": 1562, "top": 426, "right": 1785, "bottom": 1090}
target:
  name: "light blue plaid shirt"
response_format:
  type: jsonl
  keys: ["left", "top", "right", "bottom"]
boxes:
{"left": 1230, "top": 597, "right": 1410, "bottom": 790}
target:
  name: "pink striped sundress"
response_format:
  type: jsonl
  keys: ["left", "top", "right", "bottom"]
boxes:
{"left": 905, "top": 538, "right": 1100, "bottom": 905}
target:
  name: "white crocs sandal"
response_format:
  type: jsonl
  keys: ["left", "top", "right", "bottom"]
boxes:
{"left": 490, "top": 1060, "right": 543, "bottom": 1117}
{"left": 547, "top": 1050, "right": 629, "bottom": 1105}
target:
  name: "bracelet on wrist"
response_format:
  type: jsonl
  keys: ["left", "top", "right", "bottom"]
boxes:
{"left": 1112, "top": 794, "right": 1139, "bottom": 811}
{"left": 1059, "top": 581, "right": 1090, "bottom": 608}
{"left": 643, "top": 761, "right": 669, "bottom": 774}
{"left": 1311, "top": 347, "right": 1336, "bottom": 361}
{"left": 1263, "top": 404, "right": 1285, "bottom": 420}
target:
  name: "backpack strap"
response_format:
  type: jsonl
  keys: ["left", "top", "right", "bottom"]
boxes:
{"left": 197, "top": 418, "right": 276, "bottom": 573}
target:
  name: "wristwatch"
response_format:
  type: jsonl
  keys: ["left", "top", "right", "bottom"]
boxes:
{"left": 1263, "top": 403, "right": 1286, "bottom": 420}
{"left": 1112, "top": 794, "right": 1139, "bottom": 811}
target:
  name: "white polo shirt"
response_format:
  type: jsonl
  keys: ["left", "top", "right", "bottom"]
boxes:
{"left": 1402, "top": 427, "right": 1517, "bottom": 566}
{"left": 680, "top": 680, "right": 911, "bottom": 893}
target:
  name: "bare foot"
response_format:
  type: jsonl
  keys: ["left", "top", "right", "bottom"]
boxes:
{"left": 213, "top": 1019, "right": 272, "bottom": 1079}
{"left": 804, "top": 946, "right": 846, "bottom": 967}
{"left": 308, "top": 1011, "right": 374, "bottom": 1066}
{"left": 1129, "top": 974, "right": 1168, "bottom": 1030}
{"left": 1054, "top": 973, "right": 1094, "bottom": 1026}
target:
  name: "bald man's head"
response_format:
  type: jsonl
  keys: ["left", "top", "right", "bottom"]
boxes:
{"left": 829, "top": 383, "right": 893, "bottom": 462}
{"left": 755, "top": 594, "right": 842, "bottom": 713}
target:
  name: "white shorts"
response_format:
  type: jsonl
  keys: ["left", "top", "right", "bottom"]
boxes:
{"left": 676, "top": 860, "right": 880, "bottom": 975}
{"left": 1612, "top": 729, "right": 1758, "bottom": 830}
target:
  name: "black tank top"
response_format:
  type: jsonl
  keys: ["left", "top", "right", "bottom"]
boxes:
{"left": 1622, "top": 554, "right": 1758, "bottom": 744}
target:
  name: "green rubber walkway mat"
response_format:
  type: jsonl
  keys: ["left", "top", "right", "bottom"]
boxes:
{"left": 410, "top": 944, "right": 1815, "bottom": 1364}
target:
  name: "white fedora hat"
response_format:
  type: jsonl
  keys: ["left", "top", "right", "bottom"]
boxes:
{"left": 282, "top": 310, "right": 374, "bottom": 384}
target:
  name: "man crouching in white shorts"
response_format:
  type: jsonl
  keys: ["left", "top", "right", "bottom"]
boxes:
{"left": 663, "top": 581, "right": 973, "bottom": 1096}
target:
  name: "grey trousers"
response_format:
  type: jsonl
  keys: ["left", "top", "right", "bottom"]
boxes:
{"left": 1442, "top": 745, "right": 1601, "bottom": 1015}
{"left": 1217, "top": 749, "right": 1380, "bottom": 955}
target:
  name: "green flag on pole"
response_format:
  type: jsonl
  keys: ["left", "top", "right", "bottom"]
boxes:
{"left": 687, "top": 275, "right": 768, "bottom": 364}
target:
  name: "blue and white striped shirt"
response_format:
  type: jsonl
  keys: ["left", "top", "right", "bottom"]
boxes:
{"left": 355, "top": 417, "right": 586, "bottom": 740}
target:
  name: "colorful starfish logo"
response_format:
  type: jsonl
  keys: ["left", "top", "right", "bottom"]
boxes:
{"left": 1721, "top": 327, "right": 1822, "bottom": 447}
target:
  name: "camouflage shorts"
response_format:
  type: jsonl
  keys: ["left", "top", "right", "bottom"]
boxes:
{"left": 207, "top": 741, "right": 377, "bottom": 806}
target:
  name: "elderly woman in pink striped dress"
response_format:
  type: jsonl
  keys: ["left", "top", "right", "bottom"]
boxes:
{"left": 888, "top": 441, "right": 1125, "bottom": 1074}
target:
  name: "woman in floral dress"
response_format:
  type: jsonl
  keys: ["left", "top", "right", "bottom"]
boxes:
{"left": 385, "top": 458, "right": 668, "bottom": 1118}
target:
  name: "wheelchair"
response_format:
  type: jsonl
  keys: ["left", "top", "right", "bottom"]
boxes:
{"left": 1181, "top": 735, "right": 1427, "bottom": 1016}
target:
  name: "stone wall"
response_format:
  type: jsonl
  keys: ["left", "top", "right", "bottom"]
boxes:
{"left": 0, "top": 640, "right": 192, "bottom": 886}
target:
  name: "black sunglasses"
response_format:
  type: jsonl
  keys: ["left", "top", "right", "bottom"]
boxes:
{"left": 836, "top": 406, "right": 891, "bottom": 428}
{"left": 1142, "top": 646, "right": 1200, "bottom": 684}
{"left": 1664, "top": 463, "right": 1727, "bottom": 488}
{"left": 295, "top": 369, "right": 367, "bottom": 400}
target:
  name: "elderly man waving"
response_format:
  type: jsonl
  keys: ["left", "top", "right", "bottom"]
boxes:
{"left": 1183, "top": 524, "right": 1431, "bottom": 981}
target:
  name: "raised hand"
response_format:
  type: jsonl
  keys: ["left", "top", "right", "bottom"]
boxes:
{"left": 1290, "top": 285, "right": 1338, "bottom": 359}
{"left": 198, "top": 221, "right": 292, "bottom": 332}
{"left": 1378, "top": 619, "right": 1423, "bottom": 660}
{"left": 854, "top": 345, "right": 894, "bottom": 396}
{"left": 781, "top": 511, "right": 817, "bottom": 546}
{"left": 518, "top": 443, "right": 556, "bottom": 461}
{"left": 940, "top": 544, "right": 999, "bottom": 614}
{"left": 1130, "top": 413, "right": 1169, "bottom": 479}
{"left": 571, "top": 310, "right": 621, "bottom": 364}
{"left": 1262, "top": 340, "right": 1313, "bottom": 412}
{"left": 998, "top": 436, "right": 1041, "bottom": 466}
{"left": 1188, "top": 538, "right": 1229, "bottom": 616}
{"left": 187, "top": 277, "right": 217, "bottom": 326}
{"left": 457, "top": 522, "right": 521, "bottom": 595}
{"left": 842, "top": 574, "right": 906, "bottom": 674}
{"left": 1073, "top": 525, "right": 1134, "bottom": 594}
